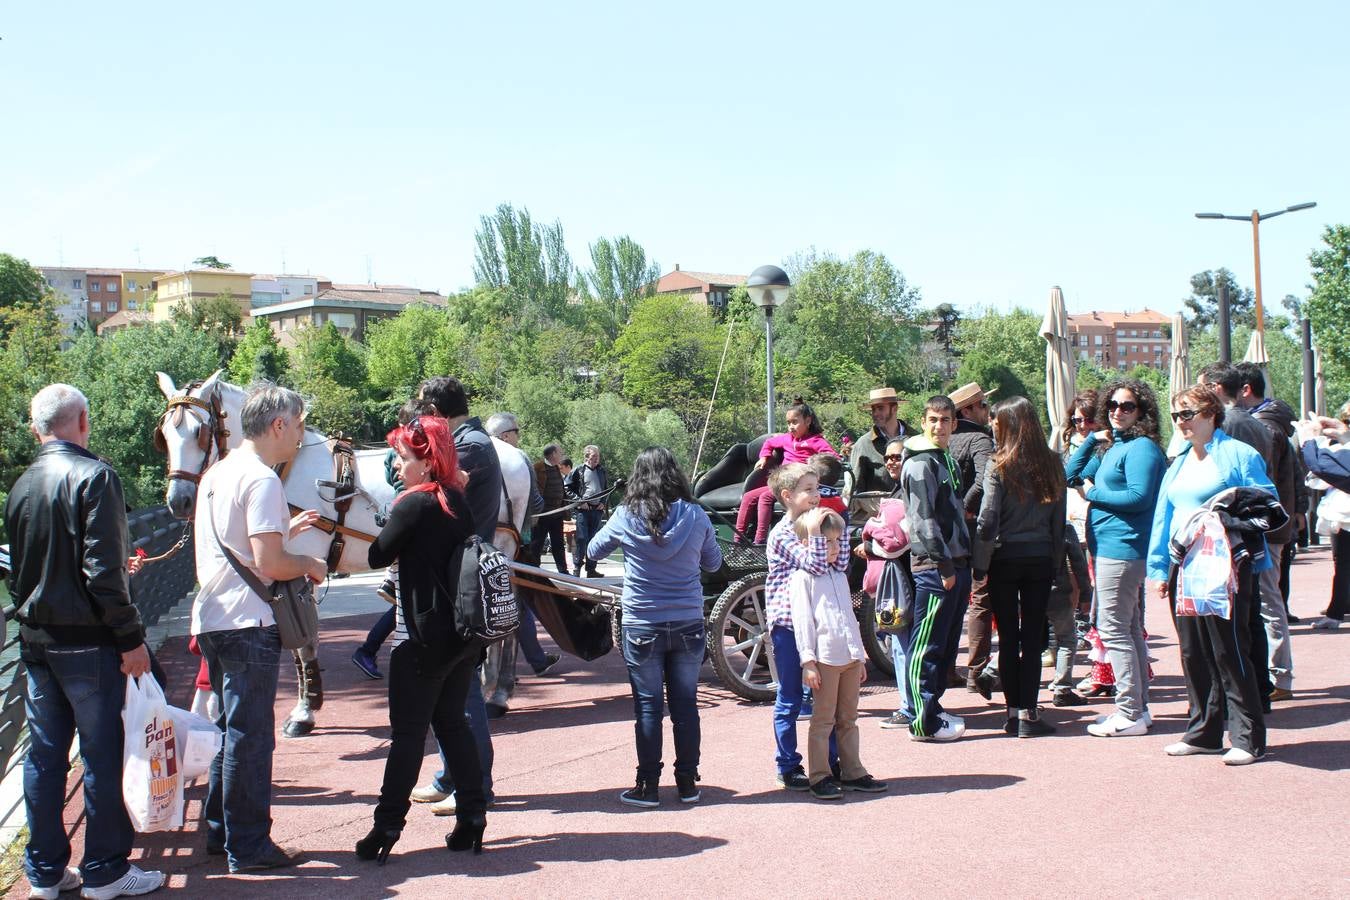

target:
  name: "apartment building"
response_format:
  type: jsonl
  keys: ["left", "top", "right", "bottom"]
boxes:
{"left": 150, "top": 269, "right": 254, "bottom": 322}
{"left": 651, "top": 265, "right": 746, "bottom": 314}
{"left": 1067, "top": 309, "right": 1171, "bottom": 371}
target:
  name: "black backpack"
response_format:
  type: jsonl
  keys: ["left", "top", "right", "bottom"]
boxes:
{"left": 450, "top": 536, "right": 519, "bottom": 644}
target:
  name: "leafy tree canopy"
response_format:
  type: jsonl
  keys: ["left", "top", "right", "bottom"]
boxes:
{"left": 1183, "top": 268, "right": 1255, "bottom": 330}
{"left": 192, "top": 256, "right": 231, "bottom": 269}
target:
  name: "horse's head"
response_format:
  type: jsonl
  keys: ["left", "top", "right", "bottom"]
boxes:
{"left": 155, "top": 369, "right": 228, "bottom": 519}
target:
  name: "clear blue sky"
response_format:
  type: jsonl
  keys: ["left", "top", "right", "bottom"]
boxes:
{"left": 2, "top": 1, "right": 1344, "bottom": 316}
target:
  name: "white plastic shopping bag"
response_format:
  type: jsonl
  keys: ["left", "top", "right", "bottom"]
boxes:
{"left": 1176, "top": 512, "right": 1237, "bottom": 618}
{"left": 168, "top": 705, "right": 223, "bottom": 781}
{"left": 121, "top": 675, "right": 185, "bottom": 832}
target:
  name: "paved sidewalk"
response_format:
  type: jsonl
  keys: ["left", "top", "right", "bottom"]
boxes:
{"left": 15, "top": 547, "right": 1350, "bottom": 898}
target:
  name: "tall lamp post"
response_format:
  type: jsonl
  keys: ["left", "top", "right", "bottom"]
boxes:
{"left": 1194, "top": 201, "right": 1317, "bottom": 335}
{"left": 746, "top": 264, "right": 791, "bottom": 435}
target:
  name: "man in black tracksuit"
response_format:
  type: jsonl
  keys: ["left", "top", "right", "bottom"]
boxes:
{"left": 900, "top": 396, "right": 973, "bottom": 742}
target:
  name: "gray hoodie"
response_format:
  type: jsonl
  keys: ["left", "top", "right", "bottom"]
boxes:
{"left": 900, "top": 434, "right": 972, "bottom": 577}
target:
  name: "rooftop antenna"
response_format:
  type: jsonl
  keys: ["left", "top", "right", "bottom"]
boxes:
{"left": 281, "top": 248, "right": 287, "bottom": 273}
{"left": 57, "top": 234, "right": 64, "bottom": 267}
{"left": 133, "top": 242, "right": 142, "bottom": 265}
{"left": 366, "top": 255, "right": 373, "bottom": 285}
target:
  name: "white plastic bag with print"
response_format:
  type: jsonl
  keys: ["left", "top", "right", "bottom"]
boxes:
{"left": 121, "top": 675, "right": 185, "bottom": 832}
{"left": 168, "top": 705, "right": 223, "bottom": 781}
{"left": 1175, "top": 512, "right": 1237, "bottom": 619}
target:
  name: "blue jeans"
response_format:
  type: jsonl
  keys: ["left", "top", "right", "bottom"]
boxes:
{"left": 23, "top": 644, "right": 134, "bottom": 891}
{"left": 620, "top": 620, "right": 705, "bottom": 780}
{"left": 434, "top": 669, "right": 495, "bottom": 802}
{"left": 198, "top": 626, "right": 283, "bottom": 867}
{"left": 517, "top": 601, "right": 549, "bottom": 671}
{"left": 771, "top": 626, "right": 837, "bottom": 774}
{"left": 574, "top": 508, "right": 603, "bottom": 573}
{"left": 889, "top": 634, "right": 914, "bottom": 717}
{"left": 359, "top": 607, "right": 396, "bottom": 656}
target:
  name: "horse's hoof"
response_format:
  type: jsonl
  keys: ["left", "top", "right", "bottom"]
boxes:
{"left": 282, "top": 717, "right": 315, "bottom": 738}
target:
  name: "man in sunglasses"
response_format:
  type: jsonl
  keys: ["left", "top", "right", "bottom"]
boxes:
{"left": 947, "top": 382, "right": 997, "bottom": 696}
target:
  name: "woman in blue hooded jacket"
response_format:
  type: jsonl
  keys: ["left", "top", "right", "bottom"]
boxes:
{"left": 588, "top": 447, "right": 723, "bottom": 809}
{"left": 1147, "top": 384, "right": 1277, "bottom": 765}
{"left": 1065, "top": 379, "right": 1167, "bottom": 738}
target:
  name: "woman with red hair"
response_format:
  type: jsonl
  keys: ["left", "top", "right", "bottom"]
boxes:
{"left": 357, "top": 416, "right": 487, "bottom": 864}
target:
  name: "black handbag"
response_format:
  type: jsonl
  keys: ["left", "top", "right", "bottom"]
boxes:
{"left": 206, "top": 490, "right": 319, "bottom": 650}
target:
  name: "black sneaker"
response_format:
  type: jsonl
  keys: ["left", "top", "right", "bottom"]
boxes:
{"left": 228, "top": 843, "right": 306, "bottom": 874}
{"left": 809, "top": 778, "right": 843, "bottom": 800}
{"left": 1053, "top": 690, "right": 1089, "bottom": 707}
{"left": 1018, "top": 716, "right": 1056, "bottom": 738}
{"left": 879, "top": 710, "right": 913, "bottom": 730}
{"left": 532, "top": 653, "right": 561, "bottom": 676}
{"left": 775, "top": 766, "right": 810, "bottom": 791}
{"left": 675, "top": 771, "right": 701, "bottom": 804}
{"left": 1003, "top": 716, "right": 1018, "bottom": 735}
{"left": 840, "top": 774, "right": 888, "bottom": 793}
{"left": 376, "top": 578, "right": 397, "bottom": 604}
{"left": 620, "top": 778, "right": 659, "bottom": 808}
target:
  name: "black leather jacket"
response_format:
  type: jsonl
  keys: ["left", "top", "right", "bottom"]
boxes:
{"left": 3, "top": 441, "right": 144, "bottom": 651}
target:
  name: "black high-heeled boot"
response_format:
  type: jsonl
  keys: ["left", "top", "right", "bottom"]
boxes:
{"left": 446, "top": 815, "right": 486, "bottom": 854}
{"left": 355, "top": 826, "right": 400, "bottom": 865}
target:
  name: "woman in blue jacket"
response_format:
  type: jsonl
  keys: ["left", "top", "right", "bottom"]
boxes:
{"left": 1147, "top": 384, "right": 1277, "bottom": 765}
{"left": 1065, "top": 379, "right": 1167, "bottom": 738}
{"left": 588, "top": 447, "right": 723, "bottom": 808}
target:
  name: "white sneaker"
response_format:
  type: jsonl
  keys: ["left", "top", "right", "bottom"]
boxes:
{"left": 938, "top": 712, "right": 966, "bottom": 736}
{"left": 1093, "top": 709, "right": 1152, "bottom": 727}
{"left": 1311, "top": 617, "right": 1342, "bottom": 631}
{"left": 911, "top": 716, "right": 963, "bottom": 742}
{"left": 1222, "top": 747, "right": 1261, "bottom": 766}
{"left": 1087, "top": 713, "right": 1148, "bottom": 737}
{"left": 79, "top": 866, "right": 164, "bottom": 900}
{"left": 410, "top": 782, "right": 449, "bottom": 803}
{"left": 429, "top": 792, "right": 457, "bottom": 816}
{"left": 1164, "top": 741, "right": 1223, "bottom": 757}
{"left": 30, "top": 867, "right": 80, "bottom": 900}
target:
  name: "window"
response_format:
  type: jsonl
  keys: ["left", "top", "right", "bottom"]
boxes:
{"left": 91, "top": 301, "right": 102, "bottom": 312}
{"left": 1094, "top": 335, "right": 1103, "bottom": 346}
{"left": 107, "top": 301, "right": 118, "bottom": 311}
{"left": 127, "top": 300, "right": 137, "bottom": 310}
{"left": 1118, "top": 362, "right": 1127, "bottom": 370}
{"left": 73, "top": 278, "right": 83, "bottom": 289}
{"left": 283, "top": 286, "right": 291, "bottom": 295}
{"left": 1153, "top": 330, "right": 1162, "bottom": 338}
{"left": 90, "top": 282, "right": 100, "bottom": 292}
{"left": 127, "top": 279, "right": 137, "bottom": 292}
{"left": 107, "top": 280, "right": 118, "bottom": 291}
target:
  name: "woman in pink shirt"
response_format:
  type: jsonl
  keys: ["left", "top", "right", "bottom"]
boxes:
{"left": 735, "top": 399, "right": 837, "bottom": 544}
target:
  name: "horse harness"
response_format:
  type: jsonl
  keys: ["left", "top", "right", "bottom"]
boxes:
{"left": 285, "top": 434, "right": 366, "bottom": 573}
{"left": 154, "top": 383, "right": 230, "bottom": 485}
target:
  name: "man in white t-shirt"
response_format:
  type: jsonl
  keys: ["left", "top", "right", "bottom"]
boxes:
{"left": 191, "top": 383, "right": 325, "bottom": 875}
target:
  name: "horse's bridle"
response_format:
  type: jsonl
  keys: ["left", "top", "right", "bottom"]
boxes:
{"left": 154, "top": 383, "right": 230, "bottom": 485}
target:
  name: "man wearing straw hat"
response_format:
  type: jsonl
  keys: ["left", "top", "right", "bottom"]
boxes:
{"left": 948, "top": 382, "right": 998, "bottom": 695}
{"left": 850, "top": 387, "right": 914, "bottom": 522}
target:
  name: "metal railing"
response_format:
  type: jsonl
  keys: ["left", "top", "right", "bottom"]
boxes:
{"left": 0, "top": 506, "right": 197, "bottom": 778}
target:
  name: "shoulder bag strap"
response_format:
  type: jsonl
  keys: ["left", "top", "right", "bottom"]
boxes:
{"left": 206, "top": 488, "right": 272, "bottom": 603}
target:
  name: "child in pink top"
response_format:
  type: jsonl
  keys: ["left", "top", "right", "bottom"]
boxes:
{"left": 736, "top": 399, "right": 837, "bottom": 543}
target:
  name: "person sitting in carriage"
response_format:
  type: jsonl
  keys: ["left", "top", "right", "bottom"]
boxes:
{"left": 734, "top": 399, "right": 838, "bottom": 545}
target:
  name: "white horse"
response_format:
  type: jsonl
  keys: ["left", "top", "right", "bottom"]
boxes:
{"left": 155, "top": 369, "right": 395, "bottom": 736}
{"left": 481, "top": 437, "right": 538, "bottom": 709}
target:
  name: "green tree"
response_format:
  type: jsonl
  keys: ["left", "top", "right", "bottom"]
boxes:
{"left": 610, "top": 294, "right": 723, "bottom": 429}
{"left": 584, "top": 236, "right": 660, "bottom": 339}
{"left": 228, "top": 318, "right": 289, "bottom": 384}
{"left": 1183, "top": 268, "right": 1255, "bottom": 330}
{"left": 1304, "top": 224, "right": 1350, "bottom": 405}
{"left": 192, "top": 256, "right": 231, "bottom": 269}
{"left": 171, "top": 293, "right": 244, "bottom": 367}
{"left": 0, "top": 253, "right": 47, "bottom": 319}
{"left": 952, "top": 307, "right": 1046, "bottom": 415}
{"left": 562, "top": 393, "right": 693, "bottom": 481}
{"left": 0, "top": 297, "right": 67, "bottom": 532}
{"left": 364, "top": 304, "right": 459, "bottom": 396}
{"left": 290, "top": 322, "right": 366, "bottom": 391}
{"left": 472, "top": 203, "right": 574, "bottom": 323}
{"left": 777, "top": 250, "right": 924, "bottom": 402}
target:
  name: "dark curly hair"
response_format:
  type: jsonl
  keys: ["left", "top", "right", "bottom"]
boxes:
{"left": 624, "top": 447, "right": 694, "bottom": 545}
{"left": 1093, "top": 379, "right": 1161, "bottom": 450}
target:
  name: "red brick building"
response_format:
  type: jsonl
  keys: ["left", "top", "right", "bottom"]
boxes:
{"left": 84, "top": 268, "right": 125, "bottom": 326}
{"left": 652, "top": 265, "right": 746, "bottom": 314}
{"left": 1066, "top": 309, "right": 1171, "bottom": 371}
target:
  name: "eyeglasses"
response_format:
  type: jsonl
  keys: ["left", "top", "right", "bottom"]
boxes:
{"left": 884, "top": 454, "right": 903, "bottom": 462}
{"left": 1107, "top": 400, "right": 1138, "bottom": 414}
{"left": 1070, "top": 416, "right": 1094, "bottom": 426}
{"left": 1171, "top": 409, "right": 1200, "bottom": 423}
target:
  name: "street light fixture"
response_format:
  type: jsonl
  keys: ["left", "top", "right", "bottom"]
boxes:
{"left": 1193, "top": 201, "right": 1317, "bottom": 333}
{"left": 746, "top": 264, "right": 791, "bottom": 435}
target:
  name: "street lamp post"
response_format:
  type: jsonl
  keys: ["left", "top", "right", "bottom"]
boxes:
{"left": 1195, "top": 202, "right": 1317, "bottom": 333}
{"left": 745, "top": 264, "right": 791, "bottom": 435}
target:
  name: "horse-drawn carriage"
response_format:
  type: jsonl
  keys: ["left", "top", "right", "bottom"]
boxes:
{"left": 152, "top": 372, "right": 894, "bottom": 712}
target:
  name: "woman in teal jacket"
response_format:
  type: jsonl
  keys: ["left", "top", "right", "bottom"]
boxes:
{"left": 1147, "top": 384, "right": 1276, "bottom": 765}
{"left": 1064, "top": 379, "right": 1166, "bottom": 738}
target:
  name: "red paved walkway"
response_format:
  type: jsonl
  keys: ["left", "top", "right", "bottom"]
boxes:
{"left": 16, "top": 546, "right": 1350, "bottom": 898}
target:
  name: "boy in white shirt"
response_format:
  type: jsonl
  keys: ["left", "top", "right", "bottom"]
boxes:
{"left": 789, "top": 509, "right": 889, "bottom": 800}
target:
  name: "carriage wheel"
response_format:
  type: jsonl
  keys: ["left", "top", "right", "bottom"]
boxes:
{"left": 706, "top": 574, "right": 777, "bottom": 703}
{"left": 856, "top": 592, "right": 897, "bottom": 677}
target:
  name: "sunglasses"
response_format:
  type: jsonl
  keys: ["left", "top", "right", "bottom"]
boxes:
{"left": 1070, "top": 416, "right": 1094, "bottom": 426}
{"left": 884, "top": 453, "right": 903, "bottom": 462}
{"left": 1171, "top": 409, "right": 1200, "bottom": 423}
{"left": 1107, "top": 400, "right": 1138, "bottom": 414}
